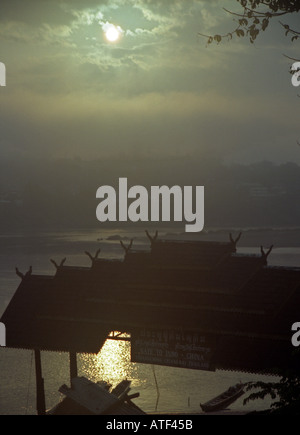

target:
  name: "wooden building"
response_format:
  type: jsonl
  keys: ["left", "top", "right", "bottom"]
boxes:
{"left": 1, "top": 232, "right": 300, "bottom": 414}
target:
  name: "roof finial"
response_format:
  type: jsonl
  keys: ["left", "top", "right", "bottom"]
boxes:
{"left": 145, "top": 230, "right": 158, "bottom": 245}
{"left": 15, "top": 266, "right": 32, "bottom": 280}
{"left": 229, "top": 232, "right": 242, "bottom": 249}
{"left": 260, "top": 245, "right": 273, "bottom": 263}
{"left": 120, "top": 239, "right": 133, "bottom": 254}
{"left": 50, "top": 258, "right": 66, "bottom": 270}
{"left": 85, "top": 248, "right": 101, "bottom": 264}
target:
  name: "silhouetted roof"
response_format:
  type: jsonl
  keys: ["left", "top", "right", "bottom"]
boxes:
{"left": 150, "top": 239, "right": 235, "bottom": 270}
{"left": 1, "top": 235, "right": 300, "bottom": 373}
{"left": 0, "top": 271, "right": 111, "bottom": 353}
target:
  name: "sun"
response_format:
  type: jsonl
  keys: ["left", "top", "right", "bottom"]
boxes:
{"left": 105, "top": 24, "right": 121, "bottom": 43}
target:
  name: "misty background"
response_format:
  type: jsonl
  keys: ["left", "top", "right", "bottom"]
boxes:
{"left": 0, "top": 1, "right": 299, "bottom": 233}
{"left": 0, "top": 157, "right": 299, "bottom": 230}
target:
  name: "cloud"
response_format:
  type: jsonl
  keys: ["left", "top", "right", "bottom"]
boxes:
{"left": 0, "top": 0, "right": 298, "bottom": 167}
{"left": 0, "top": 0, "right": 75, "bottom": 26}
{"left": 1, "top": 85, "right": 299, "bottom": 165}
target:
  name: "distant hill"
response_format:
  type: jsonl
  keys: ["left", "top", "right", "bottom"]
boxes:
{"left": 0, "top": 157, "right": 299, "bottom": 231}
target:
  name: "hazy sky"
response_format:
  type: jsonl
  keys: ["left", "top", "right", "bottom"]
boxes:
{"left": 0, "top": 0, "right": 299, "bottom": 165}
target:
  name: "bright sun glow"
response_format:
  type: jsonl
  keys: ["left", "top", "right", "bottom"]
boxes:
{"left": 105, "top": 25, "right": 121, "bottom": 42}
{"left": 79, "top": 332, "right": 135, "bottom": 387}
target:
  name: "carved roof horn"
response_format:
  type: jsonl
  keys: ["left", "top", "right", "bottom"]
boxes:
{"left": 120, "top": 239, "right": 133, "bottom": 254}
{"left": 15, "top": 266, "right": 32, "bottom": 280}
{"left": 50, "top": 258, "right": 66, "bottom": 270}
{"left": 145, "top": 230, "right": 158, "bottom": 245}
{"left": 85, "top": 248, "right": 101, "bottom": 264}
{"left": 229, "top": 232, "right": 242, "bottom": 249}
{"left": 260, "top": 245, "right": 274, "bottom": 263}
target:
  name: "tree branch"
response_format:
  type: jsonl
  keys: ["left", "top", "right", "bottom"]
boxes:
{"left": 200, "top": 1, "right": 300, "bottom": 45}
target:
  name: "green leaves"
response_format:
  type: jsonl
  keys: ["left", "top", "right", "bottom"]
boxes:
{"left": 239, "top": 18, "right": 248, "bottom": 26}
{"left": 214, "top": 34, "right": 222, "bottom": 43}
{"left": 261, "top": 18, "right": 269, "bottom": 31}
{"left": 201, "top": 1, "right": 300, "bottom": 47}
{"left": 236, "top": 29, "right": 245, "bottom": 37}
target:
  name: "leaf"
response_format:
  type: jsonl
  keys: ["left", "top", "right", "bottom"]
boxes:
{"left": 214, "top": 34, "right": 222, "bottom": 43}
{"left": 239, "top": 18, "right": 248, "bottom": 26}
{"left": 262, "top": 18, "right": 269, "bottom": 31}
{"left": 236, "top": 29, "right": 245, "bottom": 37}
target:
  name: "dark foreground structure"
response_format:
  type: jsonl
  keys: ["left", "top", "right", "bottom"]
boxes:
{"left": 1, "top": 232, "right": 300, "bottom": 414}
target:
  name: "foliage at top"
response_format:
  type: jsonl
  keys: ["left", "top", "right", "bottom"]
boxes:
{"left": 200, "top": 0, "right": 300, "bottom": 46}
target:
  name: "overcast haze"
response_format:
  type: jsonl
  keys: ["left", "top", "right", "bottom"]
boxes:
{"left": 0, "top": 0, "right": 299, "bottom": 166}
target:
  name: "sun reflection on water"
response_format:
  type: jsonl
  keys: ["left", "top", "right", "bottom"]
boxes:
{"left": 79, "top": 333, "right": 138, "bottom": 388}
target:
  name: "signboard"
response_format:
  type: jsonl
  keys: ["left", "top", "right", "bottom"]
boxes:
{"left": 131, "top": 328, "right": 215, "bottom": 371}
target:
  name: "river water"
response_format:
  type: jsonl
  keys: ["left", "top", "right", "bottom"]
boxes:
{"left": 0, "top": 228, "right": 299, "bottom": 415}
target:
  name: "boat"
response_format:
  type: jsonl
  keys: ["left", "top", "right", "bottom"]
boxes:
{"left": 200, "top": 383, "right": 245, "bottom": 413}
